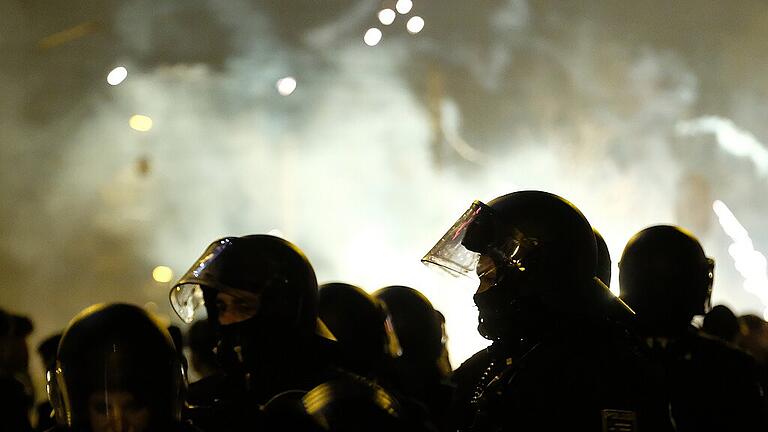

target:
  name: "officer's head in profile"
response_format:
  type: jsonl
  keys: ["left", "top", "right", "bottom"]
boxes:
{"left": 423, "top": 190, "right": 624, "bottom": 345}
{"left": 317, "top": 282, "right": 401, "bottom": 379}
{"left": 619, "top": 225, "right": 714, "bottom": 335}
{"left": 169, "top": 234, "right": 333, "bottom": 399}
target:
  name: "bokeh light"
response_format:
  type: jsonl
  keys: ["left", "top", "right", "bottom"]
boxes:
{"left": 129, "top": 114, "right": 153, "bottom": 132}
{"left": 395, "top": 0, "right": 413, "bottom": 14}
{"left": 152, "top": 266, "right": 174, "bottom": 283}
{"left": 106, "top": 66, "right": 128, "bottom": 86}
{"left": 276, "top": 77, "right": 298, "bottom": 96}
{"left": 364, "top": 28, "right": 383, "bottom": 46}
{"left": 406, "top": 16, "right": 425, "bottom": 34}
{"left": 378, "top": 9, "right": 396, "bottom": 25}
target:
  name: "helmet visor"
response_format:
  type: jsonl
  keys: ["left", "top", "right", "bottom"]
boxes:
{"left": 170, "top": 283, "right": 206, "bottom": 324}
{"left": 170, "top": 238, "right": 234, "bottom": 323}
{"left": 422, "top": 200, "right": 540, "bottom": 287}
{"left": 421, "top": 201, "right": 499, "bottom": 278}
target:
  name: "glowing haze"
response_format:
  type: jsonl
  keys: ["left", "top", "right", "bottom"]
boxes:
{"left": 2, "top": 0, "right": 768, "bottom": 391}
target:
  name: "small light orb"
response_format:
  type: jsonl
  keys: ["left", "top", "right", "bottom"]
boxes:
{"left": 276, "top": 76, "right": 297, "bottom": 96}
{"left": 152, "top": 266, "right": 173, "bottom": 283}
{"left": 107, "top": 66, "right": 128, "bottom": 86}
{"left": 364, "top": 28, "right": 383, "bottom": 46}
{"left": 395, "top": 0, "right": 413, "bottom": 14}
{"left": 378, "top": 9, "right": 396, "bottom": 25}
{"left": 129, "top": 114, "right": 153, "bottom": 132}
{"left": 406, "top": 16, "right": 425, "bottom": 34}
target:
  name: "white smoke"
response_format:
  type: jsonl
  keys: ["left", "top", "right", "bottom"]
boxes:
{"left": 677, "top": 116, "right": 768, "bottom": 177}
{"left": 3, "top": 0, "right": 768, "bottom": 383}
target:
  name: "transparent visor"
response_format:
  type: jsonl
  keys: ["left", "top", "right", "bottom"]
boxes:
{"left": 421, "top": 200, "right": 538, "bottom": 285}
{"left": 170, "top": 283, "right": 206, "bottom": 324}
{"left": 169, "top": 238, "right": 233, "bottom": 323}
{"left": 421, "top": 201, "right": 490, "bottom": 278}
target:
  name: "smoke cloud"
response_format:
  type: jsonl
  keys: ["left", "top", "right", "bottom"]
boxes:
{"left": 2, "top": 0, "right": 768, "bottom": 395}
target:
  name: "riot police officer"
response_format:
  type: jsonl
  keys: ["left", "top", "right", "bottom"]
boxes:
{"left": 47, "top": 303, "right": 193, "bottom": 432}
{"left": 317, "top": 282, "right": 402, "bottom": 380}
{"left": 372, "top": 285, "right": 453, "bottom": 431}
{"left": 169, "top": 235, "right": 338, "bottom": 430}
{"left": 619, "top": 225, "right": 768, "bottom": 431}
{"left": 424, "top": 190, "right": 670, "bottom": 431}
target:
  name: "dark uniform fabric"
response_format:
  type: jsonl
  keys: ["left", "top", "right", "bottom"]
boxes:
{"left": 648, "top": 328, "right": 767, "bottom": 432}
{"left": 453, "top": 318, "right": 672, "bottom": 432}
{"left": 0, "top": 374, "right": 33, "bottom": 432}
{"left": 45, "top": 424, "right": 201, "bottom": 432}
{"left": 185, "top": 334, "right": 340, "bottom": 431}
{"left": 262, "top": 372, "right": 438, "bottom": 432}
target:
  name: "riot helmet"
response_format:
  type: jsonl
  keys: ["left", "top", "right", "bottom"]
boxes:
{"left": 52, "top": 303, "right": 183, "bottom": 432}
{"left": 422, "top": 190, "right": 604, "bottom": 341}
{"left": 171, "top": 235, "right": 318, "bottom": 333}
{"left": 169, "top": 235, "right": 326, "bottom": 377}
{"left": 373, "top": 286, "right": 447, "bottom": 375}
{"left": 619, "top": 225, "right": 714, "bottom": 334}
{"left": 317, "top": 283, "right": 401, "bottom": 378}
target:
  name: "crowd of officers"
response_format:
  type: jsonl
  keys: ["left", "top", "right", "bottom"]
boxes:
{"left": 2, "top": 190, "right": 768, "bottom": 431}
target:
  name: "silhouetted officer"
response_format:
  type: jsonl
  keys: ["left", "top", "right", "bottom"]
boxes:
{"left": 620, "top": 225, "right": 767, "bottom": 431}
{"left": 317, "top": 282, "right": 402, "bottom": 380}
{"left": 169, "top": 235, "right": 339, "bottom": 431}
{"left": 424, "top": 190, "right": 671, "bottom": 431}
{"left": 373, "top": 285, "right": 453, "bottom": 431}
{"left": 47, "top": 303, "right": 195, "bottom": 432}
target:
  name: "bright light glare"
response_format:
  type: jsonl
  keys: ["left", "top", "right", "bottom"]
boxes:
{"left": 364, "top": 28, "right": 383, "bottom": 47}
{"left": 106, "top": 66, "right": 128, "bottom": 86}
{"left": 339, "top": 228, "right": 487, "bottom": 365}
{"left": 712, "top": 200, "right": 768, "bottom": 312}
{"left": 129, "top": 115, "right": 153, "bottom": 132}
{"left": 378, "top": 9, "right": 396, "bottom": 25}
{"left": 152, "top": 266, "right": 174, "bottom": 283}
{"left": 395, "top": 0, "right": 413, "bottom": 14}
{"left": 406, "top": 16, "right": 425, "bottom": 34}
{"left": 276, "top": 77, "right": 297, "bottom": 96}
